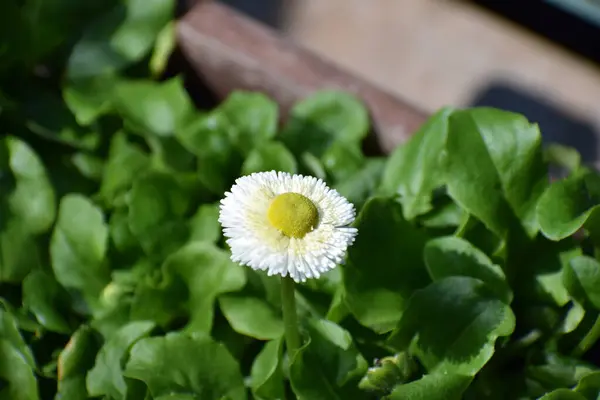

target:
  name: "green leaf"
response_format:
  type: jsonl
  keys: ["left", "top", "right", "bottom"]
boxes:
{"left": 189, "top": 203, "right": 220, "bottom": 243}
{"left": 109, "top": 208, "right": 141, "bottom": 254}
{"left": 63, "top": 74, "right": 117, "bottom": 126}
{"left": 344, "top": 197, "right": 430, "bottom": 332}
{"left": 145, "top": 134, "right": 196, "bottom": 173}
{"left": 22, "top": 87, "right": 99, "bottom": 150}
{"left": 0, "top": 309, "right": 35, "bottom": 368}
{"left": 0, "top": 0, "right": 28, "bottom": 72}
{"left": 22, "top": 270, "right": 72, "bottom": 333}
{"left": 220, "top": 91, "right": 278, "bottom": 153}
{"left": 290, "top": 318, "right": 367, "bottom": 399}
{"left": 527, "top": 352, "right": 597, "bottom": 393}
{"left": 564, "top": 256, "right": 600, "bottom": 309}
{"left": 128, "top": 268, "right": 187, "bottom": 328}
{"left": 100, "top": 132, "right": 150, "bottom": 207}
{"left": 71, "top": 153, "right": 104, "bottom": 181}
{"left": 321, "top": 142, "right": 363, "bottom": 182}
{"left": 67, "top": 0, "right": 174, "bottom": 79}
{"left": 537, "top": 169, "right": 600, "bottom": 241}
{"left": 387, "top": 276, "right": 515, "bottom": 376}
{"left": 300, "top": 152, "right": 327, "bottom": 180}
{"left": 424, "top": 236, "right": 512, "bottom": 303}
{"left": 114, "top": 77, "right": 194, "bottom": 137}
{"left": 380, "top": 107, "right": 453, "bottom": 219}
{"left": 163, "top": 242, "right": 246, "bottom": 333}
{"left": 241, "top": 141, "right": 297, "bottom": 175}
{"left": 420, "top": 200, "right": 465, "bottom": 229}
{"left": 124, "top": 332, "right": 246, "bottom": 400}
{"left": 150, "top": 21, "right": 176, "bottom": 77}
{"left": 127, "top": 172, "right": 191, "bottom": 259}
{"left": 0, "top": 219, "right": 41, "bottom": 283}
{"left": 176, "top": 112, "right": 240, "bottom": 194}
{"left": 574, "top": 371, "right": 600, "bottom": 400}
{"left": 219, "top": 296, "right": 283, "bottom": 340}
{"left": 5, "top": 136, "right": 55, "bottom": 234}
{"left": 21, "top": 0, "right": 117, "bottom": 61}
{"left": 87, "top": 321, "right": 155, "bottom": 399}
{"left": 544, "top": 144, "right": 581, "bottom": 173}
{"left": 0, "top": 340, "right": 39, "bottom": 400}
{"left": 57, "top": 326, "right": 99, "bottom": 399}
{"left": 50, "top": 194, "right": 110, "bottom": 304}
{"left": 155, "top": 395, "right": 197, "bottom": 400}
{"left": 250, "top": 337, "right": 285, "bottom": 400}
{"left": 335, "top": 157, "right": 385, "bottom": 209}
{"left": 538, "top": 389, "right": 587, "bottom": 400}
{"left": 282, "top": 90, "right": 369, "bottom": 157}
{"left": 387, "top": 372, "right": 472, "bottom": 400}
{"left": 445, "top": 108, "right": 548, "bottom": 237}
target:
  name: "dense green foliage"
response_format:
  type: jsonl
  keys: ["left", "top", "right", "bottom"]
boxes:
{"left": 2, "top": 0, "right": 600, "bottom": 399}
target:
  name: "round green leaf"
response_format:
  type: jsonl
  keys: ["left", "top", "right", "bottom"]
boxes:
{"left": 87, "top": 321, "right": 155, "bottom": 399}
{"left": 127, "top": 172, "right": 191, "bottom": 258}
{"left": 114, "top": 77, "right": 193, "bottom": 137}
{"left": 544, "top": 144, "right": 581, "bottom": 173}
{"left": 0, "top": 309, "right": 35, "bottom": 368}
{"left": 424, "top": 236, "right": 512, "bottom": 303}
{"left": 21, "top": 87, "right": 100, "bottom": 150}
{"left": 188, "top": 203, "right": 220, "bottom": 244}
{"left": 219, "top": 91, "right": 278, "bottom": 153}
{"left": 387, "top": 276, "right": 515, "bottom": 376}
{"left": 163, "top": 242, "right": 246, "bottom": 333}
{"left": 219, "top": 296, "right": 283, "bottom": 340}
{"left": 564, "top": 256, "right": 600, "bottom": 309}
{"left": 282, "top": 90, "right": 369, "bottom": 157}
{"left": 241, "top": 141, "right": 297, "bottom": 175}
{"left": 109, "top": 209, "right": 140, "bottom": 254}
{"left": 537, "top": 169, "right": 600, "bottom": 241}
{"left": 100, "top": 132, "right": 149, "bottom": 207}
{"left": 67, "top": 0, "right": 174, "bottom": 79}
{"left": 176, "top": 112, "right": 240, "bottom": 194}
{"left": 344, "top": 197, "right": 430, "bottom": 332}
{"left": 0, "top": 340, "right": 39, "bottom": 400}
{"left": 574, "top": 371, "right": 600, "bottom": 399}
{"left": 22, "top": 270, "right": 72, "bottom": 333}
{"left": 334, "top": 157, "right": 385, "bottom": 210}
{"left": 321, "top": 141, "right": 363, "bottom": 182}
{"left": 290, "top": 319, "right": 367, "bottom": 399}
{"left": 5, "top": 137, "right": 55, "bottom": 234}
{"left": 50, "top": 194, "right": 110, "bottom": 304}
{"left": 124, "top": 332, "right": 246, "bottom": 400}
{"left": 63, "top": 74, "right": 117, "bottom": 126}
{"left": 0, "top": 219, "right": 41, "bottom": 283}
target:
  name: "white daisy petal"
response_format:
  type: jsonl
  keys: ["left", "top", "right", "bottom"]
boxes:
{"left": 219, "top": 171, "right": 358, "bottom": 282}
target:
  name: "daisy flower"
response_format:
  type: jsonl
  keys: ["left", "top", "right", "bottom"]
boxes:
{"left": 219, "top": 171, "right": 358, "bottom": 282}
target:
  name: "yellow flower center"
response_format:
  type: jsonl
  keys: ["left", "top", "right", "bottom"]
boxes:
{"left": 267, "top": 193, "right": 319, "bottom": 238}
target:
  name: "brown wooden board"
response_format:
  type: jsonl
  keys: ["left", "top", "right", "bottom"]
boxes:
{"left": 177, "top": 1, "right": 427, "bottom": 154}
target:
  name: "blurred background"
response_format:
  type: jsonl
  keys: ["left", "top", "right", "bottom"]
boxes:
{"left": 219, "top": 0, "right": 600, "bottom": 167}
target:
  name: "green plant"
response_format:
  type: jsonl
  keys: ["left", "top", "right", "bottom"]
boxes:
{"left": 2, "top": 0, "right": 600, "bottom": 399}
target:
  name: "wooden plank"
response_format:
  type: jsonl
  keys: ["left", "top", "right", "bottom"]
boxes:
{"left": 177, "top": 1, "right": 427, "bottom": 153}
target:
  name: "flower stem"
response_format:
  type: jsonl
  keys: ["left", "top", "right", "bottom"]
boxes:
{"left": 281, "top": 276, "right": 301, "bottom": 357}
{"left": 573, "top": 314, "right": 600, "bottom": 357}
